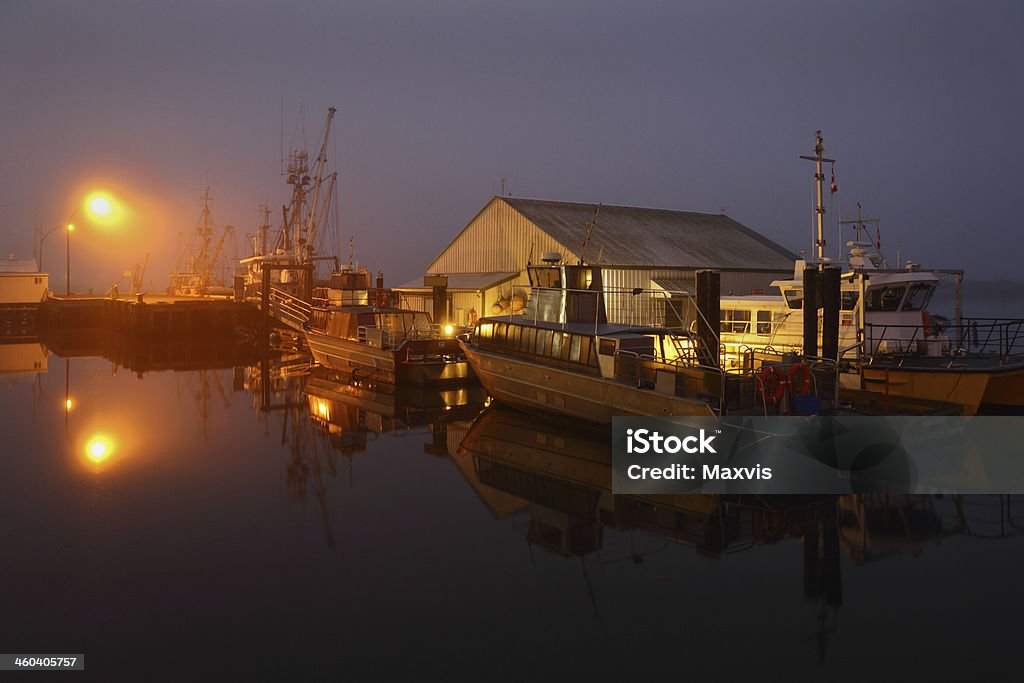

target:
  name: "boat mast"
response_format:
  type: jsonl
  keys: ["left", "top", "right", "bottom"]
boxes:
{"left": 800, "top": 130, "right": 834, "bottom": 264}
{"left": 302, "top": 106, "right": 337, "bottom": 265}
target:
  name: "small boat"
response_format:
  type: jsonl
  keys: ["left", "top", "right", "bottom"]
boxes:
{"left": 304, "top": 303, "right": 470, "bottom": 385}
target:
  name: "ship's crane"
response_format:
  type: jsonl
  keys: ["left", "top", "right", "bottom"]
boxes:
{"left": 206, "top": 225, "right": 235, "bottom": 286}
{"left": 302, "top": 106, "right": 336, "bottom": 264}
{"left": 130, "top": 252, "right": 150, "bottom": 295}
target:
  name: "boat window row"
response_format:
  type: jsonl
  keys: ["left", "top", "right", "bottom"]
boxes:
{"left": 784, "top": 290, "right": 860, "bottom": 311}
{"left": 475, "top": 321, "right": 599, "bottom": 370}
{"left": 721, "top": 309, "right": 784, "bottom": 336}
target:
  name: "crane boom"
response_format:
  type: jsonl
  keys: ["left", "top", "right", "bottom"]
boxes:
{"left": 303, "top": 106, "right": 337, "bottom": 263}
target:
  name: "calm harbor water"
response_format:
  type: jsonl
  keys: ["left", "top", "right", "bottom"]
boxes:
{"left": 3, "top": 332, "right": 1024, "bottom": 679}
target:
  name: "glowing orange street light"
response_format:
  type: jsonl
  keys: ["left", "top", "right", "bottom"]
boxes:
{"left": 85, "top": 435, "right": 114, "bottom": 463}
{"left": 89, "top": 195, "right": 113, "bottom": 217}
{"left": 66, "top": 192, "right": 119, "bottom": 296}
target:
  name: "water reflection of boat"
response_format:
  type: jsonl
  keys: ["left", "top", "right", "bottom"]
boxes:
{"left": 303, "top": 366, "right": 485, "bottom": 455}
{"left": 456, "top": 405, "right": 846, "bottom": 654}
{"left": 457, "top": 405, "right": 829, "bottom": 557}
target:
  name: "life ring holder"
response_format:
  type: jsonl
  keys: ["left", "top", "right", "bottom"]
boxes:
{"left": 788, "top": 363, "right": 812, "bottom": 396}
{"left": 757, "top": 365, "right": 786, "bottom": 406}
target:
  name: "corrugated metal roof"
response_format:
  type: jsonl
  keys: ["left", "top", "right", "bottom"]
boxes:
{"left": 0, "top": 257, "right": 40, "bottom": 274}
{"left": 651, "top": 278, "right": 696, "bottom": 296}
{"left": 502, "top": 198, "right": 796, "bottom": 270}
{"left": 394, "top": 271, "right": 519, "bottom": 291}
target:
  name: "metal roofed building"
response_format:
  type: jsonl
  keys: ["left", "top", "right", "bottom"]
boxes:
{"left": 393, "top": 196, "right": 797, "bottom": 327}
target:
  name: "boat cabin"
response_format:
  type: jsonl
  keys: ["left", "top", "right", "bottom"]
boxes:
{"left": 308, "top": 306, "right": 433, "bottom": 349}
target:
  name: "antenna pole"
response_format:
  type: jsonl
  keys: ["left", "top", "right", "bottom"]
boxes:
{"left": 800, "top": 130, "right": 835, "bottom": 264}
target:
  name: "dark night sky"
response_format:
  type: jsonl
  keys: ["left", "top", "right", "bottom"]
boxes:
{"left": 1, "top": 0, "right": 1022, "bottom": 290}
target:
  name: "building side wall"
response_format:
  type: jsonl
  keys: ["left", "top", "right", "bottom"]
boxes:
{"left": 0, "top": 342, "right": 48, "bottom": 374}
{"left": 427, "top": 199, "right": 574, "bottom": 275}
{"left": 0, "top": 274, "right": 48, "bottom": 304}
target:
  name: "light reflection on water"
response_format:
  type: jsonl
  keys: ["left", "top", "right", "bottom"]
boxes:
{"left": 2, "top": 333, "right": 1024, "bottom": 678}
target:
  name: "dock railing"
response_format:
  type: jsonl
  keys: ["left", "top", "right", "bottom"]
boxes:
{"left": 268, "top": 288, "right": 313, "bottom": 331}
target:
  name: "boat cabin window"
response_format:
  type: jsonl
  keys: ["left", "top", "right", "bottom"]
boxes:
{"left": 756, "top": 310, "right": 772, "bottom": 335}
{"left": 866, "top": 286, "right": 906, "bottom": 312}
{"left": 721, "top": 309, "right": 751, "bottom": 334}
{"left": 528, "top": 266, "right": 561, "bottom": 289}
{"left": 475, "top": 321, "right": 599, "bottom": 372}
{"left": 841, "top": 291, "right": 860, "bottom": 311}
{"left": 598, "top": 338, "right": 617, "bottom": 356}
{"left": 784, "top": 290, "right": 803, "bottom": 310}
{"left": 901, "top": 283, "right": 934, "bottom": 311}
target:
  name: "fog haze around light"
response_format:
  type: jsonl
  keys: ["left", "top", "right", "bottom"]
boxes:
{"left": 1, "top": 0, "right": 1022, "bottom": 291}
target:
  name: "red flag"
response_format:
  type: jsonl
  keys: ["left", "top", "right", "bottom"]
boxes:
{"left": 830, "top": 167, "right": 838, "bottom": 194}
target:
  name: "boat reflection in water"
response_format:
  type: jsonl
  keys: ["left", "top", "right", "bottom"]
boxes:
{"left": 303, "top": 366, "right": 486, "bottom": 456}
{"left": 264, "top": 364, "right": 486, "bottom": 547}
{"left": 457, "top": 406, "right": 833, "bottom": 559}
{"left": 454, "top": 404, "right": 1024, "bottom": 657}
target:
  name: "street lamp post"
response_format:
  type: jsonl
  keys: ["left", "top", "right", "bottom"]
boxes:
{"left": 66, "top": 223, "right": 73, "bottom": 296}
{"left": 36, "top": 224, "right": 64, "bottom": 274}
{"left": 41, "top": 193, "right": 116, "bottom": 298}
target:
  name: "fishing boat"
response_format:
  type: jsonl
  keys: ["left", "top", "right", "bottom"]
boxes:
{"left": 714, "top": 131, "right": 1024, "bottom": 415}
{"left": 169, "top": 189, "right": 235, "bottom": 297}
{"left": 304, "top": 301, "right": 470, "bottom": 385}
{"left": 240, "top": 107, "right": 341, "bottom": 300}
{"left": 458, "top": 261, "right": 832, "bottom": 423}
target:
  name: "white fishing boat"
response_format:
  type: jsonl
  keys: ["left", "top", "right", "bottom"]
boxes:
{"left": 716, "top": 131, "right": 1024, "bottom": 415}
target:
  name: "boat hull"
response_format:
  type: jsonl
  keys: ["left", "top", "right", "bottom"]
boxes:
{"left": 460, "top": 341, "right": 714, "bottom": 424}
{"left": 859, "top": 360, "right": 1024, "bottom": 416}
{"left": 980, "top": 367, "right": 1024, "bottom": 408}
{"left": 305, "top": 328, "right": 470, "bottom": 386}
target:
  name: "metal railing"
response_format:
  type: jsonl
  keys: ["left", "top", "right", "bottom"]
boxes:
{"left": 356, "top": 322, "right": 462, "bottom": 350}
{"left": 268, "top": 287, "right": 313, "bottom": 330}
{"left": 865, "top": 317, "right": 1024, "bottom": 360}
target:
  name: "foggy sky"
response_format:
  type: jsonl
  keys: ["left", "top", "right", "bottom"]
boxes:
{"left": 2, "top": 0, "right": 1022, "bottom": 291}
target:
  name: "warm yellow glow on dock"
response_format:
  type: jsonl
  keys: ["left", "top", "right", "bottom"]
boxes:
{"left": 65, "top": 398, "right": 74, "bottom": 412}
{"left": 86, "top": 435, "right": 113, "bottom": 462}
{"left": 443, "top": 324, "right": 454, "bottom": 337}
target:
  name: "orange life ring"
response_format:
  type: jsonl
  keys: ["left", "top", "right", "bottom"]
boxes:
{"left": 758, "top": 366, "right": 785, "bottom": 405}
{"left": 788, "top": 363, "right": 812, "bottom": 396}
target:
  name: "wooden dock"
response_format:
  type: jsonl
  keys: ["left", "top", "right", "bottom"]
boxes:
{"left": 37, "top": 294, "right": 262, "bottom": 336}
